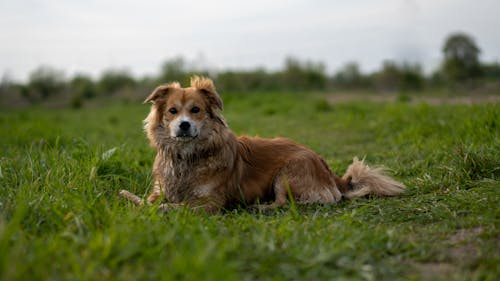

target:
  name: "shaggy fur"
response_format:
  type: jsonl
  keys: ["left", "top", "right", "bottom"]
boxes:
{"left": 120, "top": 76, "right": 405, "bottom": 213}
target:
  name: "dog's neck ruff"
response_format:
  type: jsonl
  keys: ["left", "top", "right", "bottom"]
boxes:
{"left": 159, "top": 140, "right": 220, "bottom": 165}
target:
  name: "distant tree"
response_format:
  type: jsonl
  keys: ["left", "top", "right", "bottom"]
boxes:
{"left": 158, "top": 57, "right": 189, "bottom": 85}
{"left": 332, "top": 62, "right": 369, "bottom": 89}
{"left": 157, "top": 56, "right": 211, "bottom": 86}
{"left": 98, "top": 69, "right": 135, "bottom": 96}
{"left": 216, "top": 69, "right": 280, "bottom": 93}
{"left": 281, "top": 57, "right": 327, "bottom": 91}
{"left": 0, "top": 73, "right": 14, "bottom": 105}
{"left": 26, "top": 66, "right": 66, "bottom": 103}
{"left": 69, "top": 74, "right": 96, "bottom": 108}
{"left": 0, "top": 73, "right": 13, "bottom": 95}
{"left": 373, "top": 61, "right": 401, "bottom": 92}
{"left": 372, "top": 61, "right": 424, "bottom": 92}
{"left": 482, "top": 62, "right": 500, "bottom": 79}
{"left": 70, "top": 74, "right": 96, "bottom": 99}
{"left": 442, "top": 32, "right": 482, "bottom": 82}
{"left": 136, "top": 76, "right": 158, "bottom": 96}
{"left": 399, "top": 62, "right": 424, "bottom": 91}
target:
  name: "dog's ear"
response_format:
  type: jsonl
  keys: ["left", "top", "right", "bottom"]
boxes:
{"left": 191, "top": 76, "right": 226, "bottom": 126}
{"left": 190, "top": 76, "right": 223, "bottom": 111}
{"left": 143, "top": 82, "right": 181, "bottom": 104}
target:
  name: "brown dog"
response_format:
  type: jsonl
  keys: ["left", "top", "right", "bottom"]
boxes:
{"left": 120, "top": 76, "right": 405, "bottom": 213}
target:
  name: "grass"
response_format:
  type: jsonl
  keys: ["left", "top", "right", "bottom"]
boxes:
{"left": 0, "top": 92, "right": 499, "bottom": 280}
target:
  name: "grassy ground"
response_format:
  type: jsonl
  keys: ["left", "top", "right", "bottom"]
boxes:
{"left": 0, "top": 92, "right": 498, "bottom": 280}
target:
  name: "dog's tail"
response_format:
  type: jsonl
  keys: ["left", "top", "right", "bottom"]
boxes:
{"left": 339, "top": 157, "right": 405, "bottom": 199}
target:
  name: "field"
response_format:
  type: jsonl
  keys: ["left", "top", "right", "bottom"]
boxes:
{"left": 0, "top": 92, "right": 498, "bottom": 280}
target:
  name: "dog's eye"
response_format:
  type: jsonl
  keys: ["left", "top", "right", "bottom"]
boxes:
{"left": 191, "top": 106, "right": 200, "bottom": 113}
{"left": 168, "top": 108, "right": 178, "bottom": 114}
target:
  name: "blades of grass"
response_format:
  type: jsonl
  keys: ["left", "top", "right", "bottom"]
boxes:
{"left": 0, "top": 185, "right": 30, "bottom": 279}
{"left": 284, "top": 177, "right": 299, "bottom": 219}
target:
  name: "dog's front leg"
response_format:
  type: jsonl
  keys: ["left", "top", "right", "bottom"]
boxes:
{"left": 146, "top": 180, "right": 162, "bottom": 204}
{"left": 120, "top": 181, "right": 162, "bottom": 206}
{"left": 119, "top": 189, "right": 145, "bottom": 206}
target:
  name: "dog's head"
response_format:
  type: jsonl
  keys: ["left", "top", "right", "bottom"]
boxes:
{"left": 144, "top": 76, "right": 226, "bottom": 147}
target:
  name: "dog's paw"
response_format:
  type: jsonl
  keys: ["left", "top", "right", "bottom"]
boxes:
{"left": 158, "top": 203, "right": 171, "bottom": 213}
{"left": 248, "top": 203, "right": 283, "bottom": 215}
{"left": 157, "top": 202, "right": 184, "bottom": 213}
{"left": 119, "top": 189, "right": 144, "bottom": 206}
{"left": 118, "top": 189, "right": 129, "bottom": 197}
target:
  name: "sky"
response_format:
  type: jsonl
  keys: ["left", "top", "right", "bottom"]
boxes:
{"left": 1, "top": 0, "right": 499, "bottom": 82}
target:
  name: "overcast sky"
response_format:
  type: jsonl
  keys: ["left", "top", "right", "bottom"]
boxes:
{"left": 1, "top": 0, "right": 499, "bottom": 81}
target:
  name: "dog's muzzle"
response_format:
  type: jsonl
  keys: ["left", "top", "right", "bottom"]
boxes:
{"left": 177, "top": 121, "right": 192, "bottom": 137}
{"left": 174, "top": 120, "right": 197, "bottom": 139}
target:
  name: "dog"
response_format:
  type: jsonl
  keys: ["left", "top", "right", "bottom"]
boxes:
{"left": 119, "top": 76, "right": 405, "bottom": 213}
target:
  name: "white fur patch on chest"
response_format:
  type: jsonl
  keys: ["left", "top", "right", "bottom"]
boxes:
{"left": 162, "top": 159, "right": 174, "bottom": 176}
{"left": 193, "top": 182, "right": 217, "bottom": 197}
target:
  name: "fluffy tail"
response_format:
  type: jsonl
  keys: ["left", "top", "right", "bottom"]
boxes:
{"left": 341, "top": 157, "right": 405, "bottom": 199}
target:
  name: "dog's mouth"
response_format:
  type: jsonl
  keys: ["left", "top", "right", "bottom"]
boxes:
{"left": 174, "top": 133, "right": 198, "bottom": 141}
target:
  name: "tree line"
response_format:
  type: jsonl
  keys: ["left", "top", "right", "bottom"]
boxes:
{"left": 1, "top": 32, "right": 499, "bottom": 108}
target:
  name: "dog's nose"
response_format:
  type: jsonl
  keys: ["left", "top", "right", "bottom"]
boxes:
{"left": 179, "top": 121, "right": 191, "bottom": 131}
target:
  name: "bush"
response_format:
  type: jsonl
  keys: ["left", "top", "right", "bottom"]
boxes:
{"left": 98, "top": 69, "right": 136, "bottom": 96}
{"left": 25, "top": 66, "right": 66, "bottom": 103}
{"left": 280, "top": 57, "right": 327, "bottom": 91}
{"left": 331, "top": 62, "right": 371, "bottom": 89}
{"left": 71, "top": 74, "right": 97, "bottom": 99}
{"left": 372, "top": 61, "right": 424, "bottom": 93}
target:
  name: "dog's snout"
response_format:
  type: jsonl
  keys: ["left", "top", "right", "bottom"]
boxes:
{"left": 179, "top": 121, "right": 191, "bottom": 131}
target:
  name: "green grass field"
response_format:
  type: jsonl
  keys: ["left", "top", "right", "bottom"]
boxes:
{"left": 0, "top": 93, "right": 498, "bottom": 280}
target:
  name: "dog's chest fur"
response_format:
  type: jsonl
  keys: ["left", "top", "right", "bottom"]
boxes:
{"left": 154, "top": 143, "right": 232, "bottom": 203}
